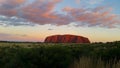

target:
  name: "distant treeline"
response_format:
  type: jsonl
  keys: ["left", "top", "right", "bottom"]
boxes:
{"left": 0, "top": 41, "right": 42, "bottom": 43}
{"left": 0, "top": 40, "right": 120, "bottom": 43}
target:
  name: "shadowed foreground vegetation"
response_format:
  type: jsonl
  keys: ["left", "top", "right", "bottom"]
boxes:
{"left": 0, "top": 41, "right": 120, "bottom": 68}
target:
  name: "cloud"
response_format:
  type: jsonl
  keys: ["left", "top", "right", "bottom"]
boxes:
{"left": 0, "top": 15, "right": 34, "bottom": 26}
{"left": 63, "top": 6, "right": 120, "bottom": 28}
{"left": 0, "top": 0, "right": 119, "bottom": 28}
{"left": 0, "top": 33, "right": 28, "bottom": 41}
{"left": 75, "top": 0, "right": 80, "bottom": 4}
{"left": 0, "top": 33, "right": 27, "bottom": 37}
{"left": 88, "top": 0, "right": 104, "bottom": 5}
{"left": 75, "top": 0, "right": 104, "bottom": 5}
{"left": 48, "top": 28, "right": 54, "bottom": 30}
{"left": 0, "top": 0, "right": 73, "bottom": 26}
{"left": 0, "top": 33, "right": 12, "bottom": 37}
{"left": 0, "top": 33, "right": 42, "bottom": 41}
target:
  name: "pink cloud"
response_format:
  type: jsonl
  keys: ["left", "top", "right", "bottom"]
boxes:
{"left": 63, "top": 6, "right": 120, "bottom": 28}
{"left": 0, "top": 0, "right": 119, "bottom": 28}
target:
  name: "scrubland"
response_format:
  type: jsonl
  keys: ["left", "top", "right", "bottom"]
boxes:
{"left": 0, "top": 41, "right": 120, "bottom": 68}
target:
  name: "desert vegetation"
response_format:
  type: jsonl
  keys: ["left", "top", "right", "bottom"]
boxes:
{"left": 0, "top": 41, "right": 119, "bottom": 68}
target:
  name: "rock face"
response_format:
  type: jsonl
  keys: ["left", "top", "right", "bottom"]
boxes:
{"left": 44, "top": 34, "right": 90, "bottom": 43}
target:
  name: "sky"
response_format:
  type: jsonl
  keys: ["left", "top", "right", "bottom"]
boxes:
{"left": 0, "top": 0, "right": 120, "bottom": 42}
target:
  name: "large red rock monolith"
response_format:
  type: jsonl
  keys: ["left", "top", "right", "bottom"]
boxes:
{"left": 44, "top": 34, "right": 90, "bottom": 43}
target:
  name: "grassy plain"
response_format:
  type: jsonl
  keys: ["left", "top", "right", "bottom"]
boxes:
{"left": 0, "top": 41, "right": 120, "bottom": 68}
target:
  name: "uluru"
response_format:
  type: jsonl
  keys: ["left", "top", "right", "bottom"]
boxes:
{"left": 44, "top": 34, "right": 90, "bottom": 43}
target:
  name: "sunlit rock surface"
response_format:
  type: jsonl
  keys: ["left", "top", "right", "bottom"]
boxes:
{"left": 44, "top": 34, "right": 90, "bottom": 43}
